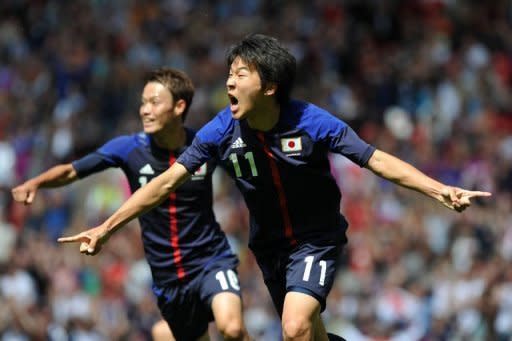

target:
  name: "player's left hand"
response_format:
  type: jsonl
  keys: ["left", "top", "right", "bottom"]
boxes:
{"left": 440, "top": 186, "right": 491, "bottom": 212}
{"left": 57, "top": 225, "right": 110, "bottom": 255}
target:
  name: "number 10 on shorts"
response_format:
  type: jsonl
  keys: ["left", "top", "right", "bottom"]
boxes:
{"left": 215, "top": 270, "right": 240, "bottom": 291}
{"left": 303, "top": 256, "right": 326, "bottom": 286}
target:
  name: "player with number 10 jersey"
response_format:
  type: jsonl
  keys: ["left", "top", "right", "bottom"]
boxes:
{"left": 13, "top": 68, "right": 249, "bottom": 341}
{"left": 72, "top": 128, "right": 243, "bottom": 340}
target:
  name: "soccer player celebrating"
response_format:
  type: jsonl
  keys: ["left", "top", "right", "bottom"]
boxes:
{"left": 12, "top": 68, "right": 250, "bottom": 341}
{"left": 56, "top": 35, "right": 491, "bottom": 341}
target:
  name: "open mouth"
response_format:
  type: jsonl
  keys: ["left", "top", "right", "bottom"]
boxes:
{"left": 228, "top": 95, "right": 238, "bottom": 105}
{"left": 228, "top": 95, "right": 239, "bottom": 113}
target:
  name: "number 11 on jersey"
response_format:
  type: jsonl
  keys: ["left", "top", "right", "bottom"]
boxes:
{"left": 229, "top": 152, "right": 258, "bottom": 177}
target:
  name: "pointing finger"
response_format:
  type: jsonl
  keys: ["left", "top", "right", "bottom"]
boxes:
{"left": 465, "top": 191, "right": 492, "bottom": 198}
{"left": 57, "top": 235, "right": 88, "bottom": 243}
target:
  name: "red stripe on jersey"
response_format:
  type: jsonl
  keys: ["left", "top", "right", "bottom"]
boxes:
{"left": 257, "top": 133, "right": 297, "bottom": 246}
{"left": 169, "top": 152, "right": 186, "bottom": 279}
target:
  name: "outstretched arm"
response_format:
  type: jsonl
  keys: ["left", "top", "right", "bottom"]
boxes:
{"left": 11, "top": 164, "right": 78, "bottom": 204}
{"left": 58, "top": 162, "right": 191, "bottom": 254}
{"left": 365, "top": 149, "right": 491, "bottom": 211}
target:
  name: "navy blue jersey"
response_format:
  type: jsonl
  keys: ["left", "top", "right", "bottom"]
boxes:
{"left": 177, "top": 100, "right": 375, "bottom": 253}
{"left": 72, "top": 129, "right": 235, "bottom": 286}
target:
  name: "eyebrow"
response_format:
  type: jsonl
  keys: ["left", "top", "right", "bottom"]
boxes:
{"left": 141, "top": 95, "right": 160, "bottom": 101}
{"left": 230, "top": 66, "right": 251, "bottom": 73}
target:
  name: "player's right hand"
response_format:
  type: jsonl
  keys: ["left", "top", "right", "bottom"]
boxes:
{"left": 11, "top": 182, "right": 38, "bottom": 205}
{"left": 57, "top": 225, "right": 110, "bottom": 256}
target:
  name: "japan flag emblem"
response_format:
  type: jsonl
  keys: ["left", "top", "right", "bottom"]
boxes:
{"left": 191, "top": 163, "right": 207, "bottom": 180}
{"left": 281, "top": 137, "right": 302, "bottom": 153}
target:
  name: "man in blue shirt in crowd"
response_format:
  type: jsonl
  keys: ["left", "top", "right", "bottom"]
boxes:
{"left": 57, "top": 35, "right": 491, "bottom": 341}
{"left": 12, "top": 68, "right": 250, "bottom": 341}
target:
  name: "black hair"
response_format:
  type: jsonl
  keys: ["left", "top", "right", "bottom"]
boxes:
{"left": 227, "top": 34, "right": 296, "bottom": 106}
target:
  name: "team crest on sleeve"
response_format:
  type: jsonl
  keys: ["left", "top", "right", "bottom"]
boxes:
{"left": 281, "top": 137, "right": 302, "bottom": 155}
{"left": 191, "top": 163, "right": 207, "bottom": 180}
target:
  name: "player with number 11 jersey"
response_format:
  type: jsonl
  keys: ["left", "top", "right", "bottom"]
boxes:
{"left": 55, "top": 35, "right": 489, "bottom": 340}
{"left": 177, "top": 99, "right": 375, "bottom": 314}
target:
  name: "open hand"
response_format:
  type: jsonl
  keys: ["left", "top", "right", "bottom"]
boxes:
{"left": 440, "top": 187, "right": 491, "bottom": 212}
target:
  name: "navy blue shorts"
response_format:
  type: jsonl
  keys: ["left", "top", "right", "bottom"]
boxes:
{"left": 152, "top": 252, "right": 240, "bottom": 341}
{"left": 254, "top": 241, "right": 344, "bottom": 316}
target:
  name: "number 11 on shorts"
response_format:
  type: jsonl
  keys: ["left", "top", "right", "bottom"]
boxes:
{"left": 303, "top": 256, "right": 326, "bottom": 286}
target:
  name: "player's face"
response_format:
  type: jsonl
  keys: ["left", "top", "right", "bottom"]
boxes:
{"left": 226, "top": 57, "right": 267, "bottom": 120}
{"left": 140, "top": 82, "right": 180, "bottom": 134}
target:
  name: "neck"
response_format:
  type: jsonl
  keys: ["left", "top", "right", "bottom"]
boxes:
{"left": 151, "top": 123, "right": 186, "bottom": 150}
{"left": 247, "top": 100, "right": 280, "bottom": 131}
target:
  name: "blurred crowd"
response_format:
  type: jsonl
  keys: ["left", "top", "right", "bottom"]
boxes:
{"left": 0, "top": 0, "right": 511, "bottom": 340}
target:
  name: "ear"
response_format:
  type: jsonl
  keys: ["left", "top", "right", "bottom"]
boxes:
{"left": 264, "top": 83, "right": 277, "bottom": 96}
{"left": 173, "top": 99, "right": 187, "bottom": 117}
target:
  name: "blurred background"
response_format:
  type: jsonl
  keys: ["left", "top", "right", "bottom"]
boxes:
{"left": 0, "top": 0, "right": 510, "bottom": 340}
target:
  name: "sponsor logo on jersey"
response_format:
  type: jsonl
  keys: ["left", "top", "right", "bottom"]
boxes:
{"left": 231, "top": 137, "right": 247, "bottom": 149}
{"left": 139, "top": 163, "right": 155, "bottom": 175}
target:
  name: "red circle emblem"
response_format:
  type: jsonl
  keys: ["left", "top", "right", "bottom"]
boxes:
{"left": 288, "top": 141, "right": 295, "bottom": 148}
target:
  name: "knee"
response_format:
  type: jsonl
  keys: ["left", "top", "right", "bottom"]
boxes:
{"left": 217, "top": 319, "right": 245, "bottom": 340}
{"left": 282, "top": 317, "right": 312, "bottom": 340}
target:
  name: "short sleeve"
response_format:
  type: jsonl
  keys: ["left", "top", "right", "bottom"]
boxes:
{"left": 300, "top": 105, "right": 375, "bottom": 167}
{"left": 176, "top": 110, "right": 231, "bottom": 173}
{"left": 72, "top": 135, "right": 134, "bottom": 178}
{"left": 176, "top": 136, "right": 218, "bottom": 174}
